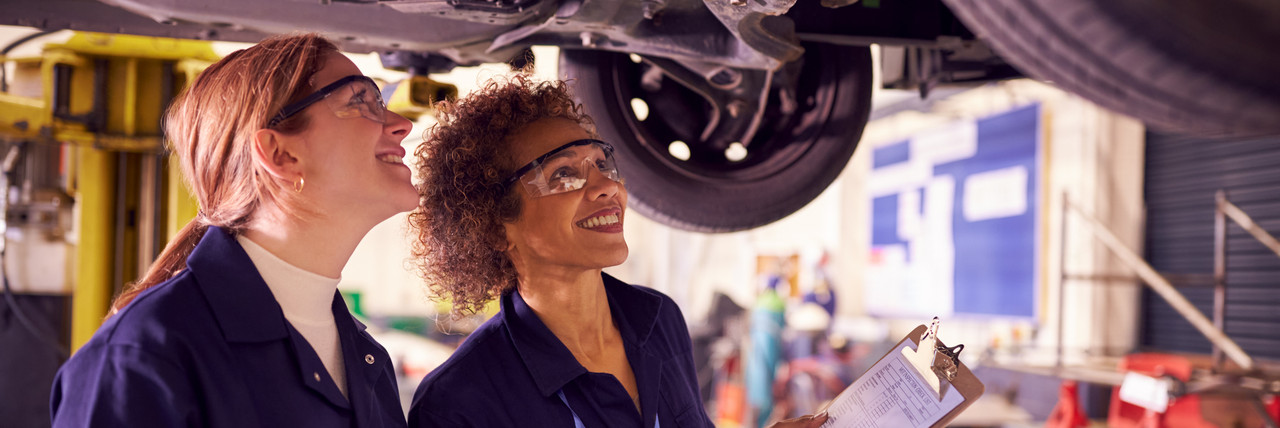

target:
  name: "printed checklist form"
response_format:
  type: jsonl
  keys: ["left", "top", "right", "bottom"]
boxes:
{"left": 818, "top": 323, "right": 983, "bottom": 428}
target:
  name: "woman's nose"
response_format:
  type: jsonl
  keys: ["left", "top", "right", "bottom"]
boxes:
{"left": 384, "top": 110, "right": 413, "bottom": 137}
{"left": 584, "top": 167, "right": 620, "bottom": 201}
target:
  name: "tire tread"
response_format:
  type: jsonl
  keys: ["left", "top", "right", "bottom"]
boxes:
{"left": 943, "top": 0, "right": 1280, "bottom": 137}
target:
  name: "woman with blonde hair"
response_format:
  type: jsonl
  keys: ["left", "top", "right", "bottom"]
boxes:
{"left": 51, "top": 33, "right": 415, "bottom": 427}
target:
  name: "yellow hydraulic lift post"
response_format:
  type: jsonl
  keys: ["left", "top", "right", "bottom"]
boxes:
{"left": 0, "top": 31, "right": 218, "bottom": 352}
{"left": 166, "top": 154, "right": 199, "bottom": 239}
{"left": 70, "top": 146, "right": 115, "bottom": 350}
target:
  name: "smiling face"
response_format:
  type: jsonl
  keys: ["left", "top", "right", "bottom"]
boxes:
{"left": 502, "top": 117, "right": 629, "bottom": 272}
{"left": 293, "top": 51, "right": 417, "bottom": 224}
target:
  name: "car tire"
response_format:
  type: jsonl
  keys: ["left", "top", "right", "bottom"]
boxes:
{"left": 943, "top": 0, "right": 1280, "bottom": 137}
{"left": 559, "top": 43, "right": 873, "bottom": 232}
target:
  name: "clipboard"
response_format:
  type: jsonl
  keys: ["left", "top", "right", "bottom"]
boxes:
{"left": 818, "top": 318, "right": 984, "bottom": 428}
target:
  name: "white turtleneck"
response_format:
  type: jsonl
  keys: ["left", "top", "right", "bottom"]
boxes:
{"left": 237, "top": 235, "right": 348, "bottom": 398}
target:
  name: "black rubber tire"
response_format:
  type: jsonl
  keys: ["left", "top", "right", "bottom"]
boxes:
{"left": 559, "top": 44, "right": 873, "bottom": 232}
{"left": 942, "top": 0, "right": 1280, "bottom": 137}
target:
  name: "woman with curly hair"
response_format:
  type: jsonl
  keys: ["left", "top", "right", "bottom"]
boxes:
{"left": 406, "top": 75, "right": 825, "bottom": 428}
{"left": 50, "top": 34, "right": 413, "bottom": 427}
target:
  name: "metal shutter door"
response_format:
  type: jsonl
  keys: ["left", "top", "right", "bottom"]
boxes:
{"left": 1142, "top": 133, "right": 1280, "bottom": 360}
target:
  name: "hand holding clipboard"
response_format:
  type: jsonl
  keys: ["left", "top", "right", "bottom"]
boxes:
{"left": 818, "top": 318, "right": 984, "bottom": 428}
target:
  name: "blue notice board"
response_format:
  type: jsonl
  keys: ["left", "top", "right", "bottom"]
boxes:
{"left": 866, "top": 104, "right": 1041, "bottom": 318}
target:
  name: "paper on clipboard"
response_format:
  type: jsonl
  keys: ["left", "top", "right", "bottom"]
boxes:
{"left": 819, "top": 321, "right": 981, "bottom": 428}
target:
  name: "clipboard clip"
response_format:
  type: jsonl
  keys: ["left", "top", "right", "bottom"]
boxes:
{"left": 902, "top": 317, "right": 965, "bottom": 400}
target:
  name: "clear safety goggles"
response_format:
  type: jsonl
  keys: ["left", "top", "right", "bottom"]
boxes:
{"left": 267, "top": 75, "right": 387, "bottom": 128}
{"left": 503, "top": 139, "right": 622, "bottom": 198}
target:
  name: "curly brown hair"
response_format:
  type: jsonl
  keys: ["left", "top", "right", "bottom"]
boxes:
{"left": 409, "top": 74, "right": 596, "bottom": 317}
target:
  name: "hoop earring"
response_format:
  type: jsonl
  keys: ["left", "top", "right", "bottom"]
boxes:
{"left": 295, "top": 177, "right": 305, "bottom": 193}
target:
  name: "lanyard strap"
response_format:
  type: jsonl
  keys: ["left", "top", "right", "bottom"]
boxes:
{"left": 556, "top": 389, "right": 660, "bottom": 428}
{"left": 556, "top": 390, "right": 587, "bottom": 428}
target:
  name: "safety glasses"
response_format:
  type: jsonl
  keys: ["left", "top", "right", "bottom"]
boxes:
{"left": 504, "top": 139, "right": 622, "bottom": 198}
{"left": 267, "top": 75, "right": 387, "bottom": 128}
